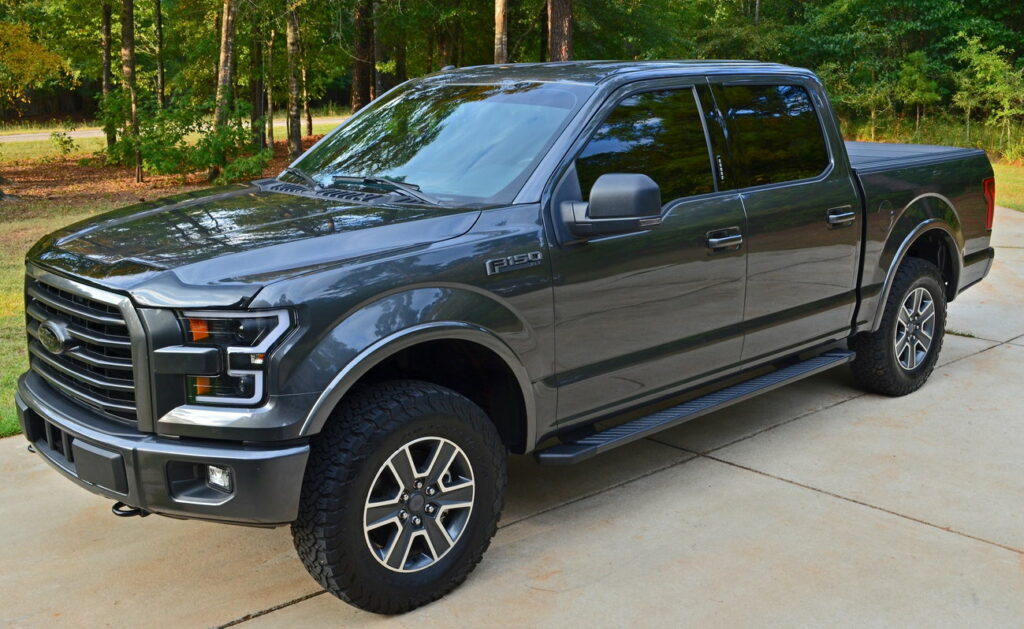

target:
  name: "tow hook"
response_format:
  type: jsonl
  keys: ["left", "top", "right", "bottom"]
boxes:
{"left": 27, "top": 444, "right": 35, "bottom": 453}
{"left": 111, "top": 501, "right": 150, "bottom": 518}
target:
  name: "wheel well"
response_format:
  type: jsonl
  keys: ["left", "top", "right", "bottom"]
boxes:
{"left": 906, "top": 229, "right": 958, "bottom": 300}
{"left": 357, "top": 339, "right": 528, "bottom": 453}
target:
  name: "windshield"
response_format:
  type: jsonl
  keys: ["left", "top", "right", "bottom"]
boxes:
{"left": 289, "top": 80, "right": 594, "bottom": 205}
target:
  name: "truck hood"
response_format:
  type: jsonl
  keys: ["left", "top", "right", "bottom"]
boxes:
{"left": 28, "top": 183, "right": 481, "bottom": 308}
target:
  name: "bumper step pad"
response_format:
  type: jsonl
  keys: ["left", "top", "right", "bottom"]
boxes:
{"left": 536, "top": 350, "right": 855, "bottom": 465}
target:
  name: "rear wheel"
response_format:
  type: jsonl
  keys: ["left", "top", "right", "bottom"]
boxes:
{"left": 849, "top": 257, "right": 946, "bottom": 396}
{"left": 292, "top": 380, "right": 507, "bottom": 614}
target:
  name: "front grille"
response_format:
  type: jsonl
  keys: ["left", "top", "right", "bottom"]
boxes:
{"left": 24, "top": 410, "right": 77, "bottom": 472}
{"left": 25, "top": 274, "right": 138, "bottom": 423}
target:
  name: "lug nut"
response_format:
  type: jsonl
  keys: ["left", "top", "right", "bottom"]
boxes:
{"left": 425, "top": 487, "right": 436, "bottom": 496}
{"left": 426, "top": 504, "right": 436, "bottom": 514}
{"left": 412, "top": 516, "right": 422, "bottom": 526}
{"left": 414, "top": 480, "right": 423, "bottom": 489}
{"left": 399, "top": 510, "right": 408, "bottom": 520}
{"left": 401, "top": 492, "right": 409, "bottom": 502}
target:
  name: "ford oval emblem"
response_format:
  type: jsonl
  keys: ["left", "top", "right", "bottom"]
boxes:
{"left": 38, "top": 322, "right": 68, "bottom": 355}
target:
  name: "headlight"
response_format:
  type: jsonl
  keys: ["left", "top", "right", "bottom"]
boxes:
{"left": 180, "top": 310, "right": 291, "bottom": 405}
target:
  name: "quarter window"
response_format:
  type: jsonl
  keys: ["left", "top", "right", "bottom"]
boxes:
{"left": 716, "top": 84, "right": 829, "bottom": 187}
{"left": 576, "top": 89, "right": 714, "bottom": 203}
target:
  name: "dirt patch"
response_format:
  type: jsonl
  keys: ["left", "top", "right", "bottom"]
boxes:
{"left": 0, "top": 136, "right": 323, "bottom": 212}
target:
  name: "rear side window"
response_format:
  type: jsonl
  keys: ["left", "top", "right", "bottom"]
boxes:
{"left": 576, "top": 89, "right": 714, "bottom": 203}
{"left": 716, "top": 84, "right": 829, "bottom": 187}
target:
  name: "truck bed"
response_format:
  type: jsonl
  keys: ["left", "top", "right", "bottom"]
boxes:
{"left": 845, "top": 141, "right": 985, "bottom": 173}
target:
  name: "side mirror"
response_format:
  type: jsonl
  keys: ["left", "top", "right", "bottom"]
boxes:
{"left": 560, "top": 173, "right": 663, "bottom": 238}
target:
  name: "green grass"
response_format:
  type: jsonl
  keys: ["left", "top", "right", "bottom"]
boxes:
{"left": 0, "top": 200, "right": 116, "bottom": 436}
{"left": 993, "top": 162, "right": 1024, "bottom": 212}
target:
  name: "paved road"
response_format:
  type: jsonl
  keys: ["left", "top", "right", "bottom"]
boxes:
{"left": 0, "top": 117, "right": 349, "bottom": 143}
{"left": 1, "top": 209, "right": 1021, "bottom": 627}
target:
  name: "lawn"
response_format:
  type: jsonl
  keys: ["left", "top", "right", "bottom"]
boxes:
{"left": 993, "top": 162, "right": 1024, "bottom": 211}
{"left": 0, "top": 144, "right": 1020, "bottom": 438}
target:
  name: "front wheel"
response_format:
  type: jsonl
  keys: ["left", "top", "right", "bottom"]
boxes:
{"left": 292, "top": 380, "right": 507, "bottom": 614}
{"left": 849, "top": 257, "right": 946, "bottom": 396}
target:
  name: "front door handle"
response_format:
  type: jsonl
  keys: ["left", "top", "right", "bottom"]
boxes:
{"left": 706, "top": 231, "right": 743, "bottom": 250}
{"left": 827, "top": 206, "right": 857, "bottom": 226}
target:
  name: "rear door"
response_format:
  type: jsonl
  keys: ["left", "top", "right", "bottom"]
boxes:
{"left": 708, "top": 78, "right": 861, "bottom": 361}
{"left": 549, "top": 82, "right": 748, "bottom": 425}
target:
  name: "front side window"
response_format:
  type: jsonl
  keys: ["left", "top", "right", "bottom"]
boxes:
{"left": 716, "top": 84, "right": 829, "bottom": 187}
{"left": 576, "top": 88, "right": 715, "bottom": 203}
{"left": 291, "top": 81, "right": 594, "bottom": 205}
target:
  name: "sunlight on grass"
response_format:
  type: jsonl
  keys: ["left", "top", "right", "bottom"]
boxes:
{"left": 993, "top": 162, "right": 1024, "bottom": 212}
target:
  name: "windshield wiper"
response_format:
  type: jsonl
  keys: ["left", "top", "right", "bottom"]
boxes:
{"left": 331, "top": 175, "right": 441, "bottom": 205}
{"left": 282, "top": 167, "right": 322, "bottom": 190}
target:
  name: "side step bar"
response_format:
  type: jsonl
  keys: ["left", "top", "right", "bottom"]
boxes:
{"left": 536, "top": 350, "right": 855, "bottom": 465}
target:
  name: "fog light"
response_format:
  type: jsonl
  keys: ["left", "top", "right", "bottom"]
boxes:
{"left": 206, "top": 465, "right": 233, "bottom": 493}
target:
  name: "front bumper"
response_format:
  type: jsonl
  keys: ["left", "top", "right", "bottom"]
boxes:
{"left": 17, "top": 372, "right": 309, "bottom": 525}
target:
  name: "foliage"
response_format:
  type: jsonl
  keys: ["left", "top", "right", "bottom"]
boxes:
{"left": 48, "top": 120, "right": 79, "bottom": 157}
{"left": 0, "top": 21, "right": 63, "bottom": 110}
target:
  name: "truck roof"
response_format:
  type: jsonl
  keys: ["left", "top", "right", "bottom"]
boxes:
{"left": 426, "top": 60, "right": 813, "bottom": 86}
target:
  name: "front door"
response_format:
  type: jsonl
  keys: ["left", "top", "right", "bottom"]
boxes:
{"left": 549, "top": 84, "right": 748, "bottom": 425}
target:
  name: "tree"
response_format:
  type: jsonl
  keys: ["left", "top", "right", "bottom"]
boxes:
{"left": 100, "top": 2, "right": 116, "bottom": 148}
{"left": 547, "top": 0, "right": 572, "bottom": 61}
{"left": 210, "top": 0, "right": 240, "bottom": 179}
{"left": 120, "top": 0, "right": 143, "bottom": 182}
{"left": 351, "top": 0, "right": 373, "bottom": 112}
{"left": 154, "top": 0, "right": 165, "bottom": 108}
{"left": 286, "top": 4, "right": 301, "bottom": 159}
{"left": 0, "top": 22, "right": 63, "bottom": 114}
{"left": 249, "top": 11, "right": 266, "bottom": 148}
{"left": 896, "top": 52, "right": 940, "bottom": 133}
{"left": 494, "top": 0, "right": 508, "bottom": 63}
{"left": 266, "top": 28, "right": 275, "bottom": 146}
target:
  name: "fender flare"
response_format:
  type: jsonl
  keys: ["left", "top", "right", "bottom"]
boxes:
{"left": 298, "top": 321, "right": 536, "bottom": 448}
{"left": 868, "top": 219, "right": 963, "bottom": 332}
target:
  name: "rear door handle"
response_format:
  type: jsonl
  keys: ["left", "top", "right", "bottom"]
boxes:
{"left": 706, "top": 231, "right": 743, "bottom": 250}
{"left": 827, "top": 206, "right": 857, "bottom": 226}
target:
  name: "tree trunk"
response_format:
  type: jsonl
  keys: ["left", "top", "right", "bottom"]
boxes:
{"left": 249, "top": 11, "right": 265, "bottom": 148}
{"left": 210, "top": 0, "right": 239, "bottom": 180}
{"left": 154, "top": 0, "right": 165, "bottom": 107}
{"left": 494, "top": 0, "right": 508, "bottom": 63}
{"left": 547, "top": 0, "right": 572, "bottom": 62}
{"left": 101, "top": 1, "right": 116, "bottom": 149}
{"left": 351, "top": 0, "right": 373, "bottom": 112}
{"left": 286, "top": 6, "right": 302, "bottom": 160}
{"left": 266, "top": 29, "right": 275, "bottom": 147}
{"left": 302, "top": 62, "right": 312, "bottom": 136}
{"left": 754, "top": 0, "right": 760, "bottom": 25}
{"left": 120, "top": 0, "right": 142, "bottom": 182}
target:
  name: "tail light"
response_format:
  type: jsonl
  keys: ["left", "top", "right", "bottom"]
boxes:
{"left": 982, "top": 177, "right": 995, "bottom": 230}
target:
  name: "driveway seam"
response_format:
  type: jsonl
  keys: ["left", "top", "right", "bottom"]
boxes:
{"left": 696, "top": 452, "right": 1024, "bottom": 555}
{"left": 215, "top": 590, "right": 325, "bottom": 628}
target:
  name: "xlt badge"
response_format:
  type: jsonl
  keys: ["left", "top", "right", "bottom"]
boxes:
{"left": 485, "top": 251, "right": 543, "bottom": 276}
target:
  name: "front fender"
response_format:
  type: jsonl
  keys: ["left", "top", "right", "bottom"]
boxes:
{"left": 281, "top": 286, "right": 540, "bottom": 442}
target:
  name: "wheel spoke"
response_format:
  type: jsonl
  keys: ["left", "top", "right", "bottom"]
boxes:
{"left": 906, "top": 343, "right": 918, "bottom": 369}
{"left": 897, "top": 305, "right": 912, "bottom": 327}
{"left": 365, "top": 499, "right": 402, "bottom": 531}
{"left": 384, "top": 523, "right": 416, "bottom": 570}
{"left": 422, "top": 517, "right": 453, "bottom": 559}
{"left": 911, "top": 288, "right": 924, "bottom": 314}
{"left": 424, "top": 441, "right": 457, "bottom": 487}
{"left": 436, "top": 480, "right": 474, "bottom": 509}
{"left": 918, "top": 298, "right": 934, "bottom": 320}
{"left": 387, "top": 447, "right": 418, "bottom": 489}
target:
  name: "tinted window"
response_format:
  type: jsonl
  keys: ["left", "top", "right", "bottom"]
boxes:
{"left": 576, "top": 89, "right": 714, "bottom": 203}
{"left": 717, "top": 84, "right": 829, "bottom": 187}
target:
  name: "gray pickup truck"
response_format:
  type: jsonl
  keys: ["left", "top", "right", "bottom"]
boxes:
{"left": 17, "top": 61, "right": 995, "bottom": 613}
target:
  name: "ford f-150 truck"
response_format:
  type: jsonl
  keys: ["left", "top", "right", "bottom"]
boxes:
{"left": 17, "top": 61, "right": 996, "bottom": 613}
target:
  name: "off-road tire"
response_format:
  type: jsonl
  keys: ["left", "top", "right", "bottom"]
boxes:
{"left": 849, "top": 257, "right": 946, "bottom": 396}
{"left": 291, "top": 380, "right": 507, "bottom": 614}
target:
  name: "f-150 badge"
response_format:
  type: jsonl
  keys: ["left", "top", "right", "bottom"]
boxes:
{"left": 485, "top": 251, "right": 543, "bottom": 276}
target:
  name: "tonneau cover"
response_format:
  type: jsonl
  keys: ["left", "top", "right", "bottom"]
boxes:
{"left": 845, "top": 141, "right": 984, "bottom": 172}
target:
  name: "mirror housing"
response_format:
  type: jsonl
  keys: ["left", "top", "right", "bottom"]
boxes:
{"left": 560, "top": 173, "right": 663, "bottom": 239}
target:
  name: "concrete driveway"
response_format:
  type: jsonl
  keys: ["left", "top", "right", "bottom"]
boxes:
{"left": 2, "top": 209, "right": 1022, "bottom": 628}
